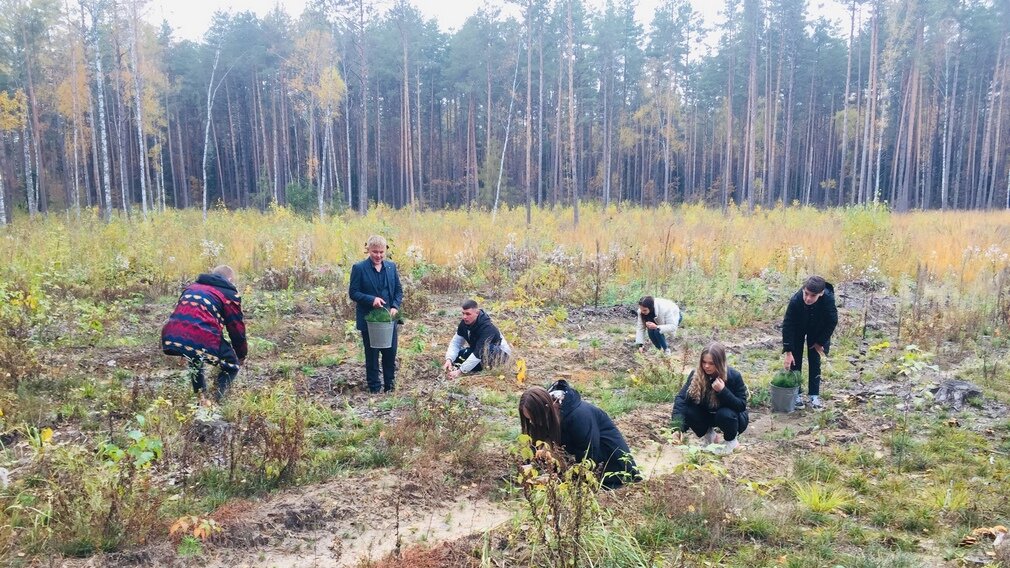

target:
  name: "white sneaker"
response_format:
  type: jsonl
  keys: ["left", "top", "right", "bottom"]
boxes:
{"left": 719, "top": 439, "right": 740, "bottom": 454}
{"left": 809, "top": 396, "right": 825, "bottom": 410}
{"left": 700, "top": 428, "right": 716, "bottom": 446}
{"left": 794, "top": 394, "right": 807, "bottom": 409}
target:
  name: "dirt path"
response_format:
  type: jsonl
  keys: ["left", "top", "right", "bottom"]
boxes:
{"left": 199, "top": 402, "right": 696, "bottom": 568}
{"left": 203, "top": 472, "right": 511, "bottom": 568}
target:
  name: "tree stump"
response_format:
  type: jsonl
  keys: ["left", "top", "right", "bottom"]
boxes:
{"left": 190, "top": 418, "right": 233, "bottom": 446}
{"left": 931, "top": 380, "right": 982, "bottom": 410}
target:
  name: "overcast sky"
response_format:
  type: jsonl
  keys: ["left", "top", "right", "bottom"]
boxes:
{"left": 146, "top": 0, "right": 849, "bottom": 45}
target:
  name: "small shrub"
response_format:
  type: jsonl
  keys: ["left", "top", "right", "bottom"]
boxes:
{"left": 792, "top": 481, "right": 852, "bottom": 514}
{"left": 749, "top": 385, "right": 770, "bottom": 407}
{"left": 419, "top": 266, "right": 466, "bottom": 293}
{"left": 176, "top": 535, "right": 203, "bottom": 557}
{"left": 770, "top": 370, "right": 802, "bottom": 388}
{"left": 511, "top": 436, "right": 650, "bottom": 567}
{"left": 384, "top": 393, "right": 492, "bottom": 485}
{"left": 365, "top": 307, "right": 393, "bottom": 322}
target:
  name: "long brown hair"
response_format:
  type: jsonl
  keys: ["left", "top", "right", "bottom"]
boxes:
{"left": 519, "top": 387, "right": 562, "bottom": 445}
{"left": 687, "top": 342, "right": 728, "bottom": 408}
{"left": 638, "top": 296, "right": 657, "bottom": 324}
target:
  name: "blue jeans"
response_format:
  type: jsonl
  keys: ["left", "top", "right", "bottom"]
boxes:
{"left": 647, "top": 328, "right": 668, "bottom": 351}
{"left": 361, "top": 325, "right": 398, "bottom": 393}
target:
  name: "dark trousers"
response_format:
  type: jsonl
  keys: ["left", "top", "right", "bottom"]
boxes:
{"left": 788, "top": 340, "right": 827, "bottom": 396}
{"left": 187, "top": 342, "right": 240, "bottom": 401}
{"left": 647, "top": 328, "right": 669, "bottom": 351}
{"left": 453, "top": 344, "right": 505, "bottom": 372}
{"left": 361, "top": 326, "right": 398, "bottom": 393}
{"left": 679, "top": 405, "right": 748, "bottom": 441}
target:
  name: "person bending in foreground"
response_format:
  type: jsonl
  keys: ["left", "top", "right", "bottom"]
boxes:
{"left": 520, "top": 381, "right": 641, "bottom": 489}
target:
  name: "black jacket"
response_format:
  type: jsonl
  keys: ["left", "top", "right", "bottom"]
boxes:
{"left": 348, "top": 259, "right": 403, "bottom": 331}
{"left": 781, "top": 282, "right": 838, "bottom": 353}
{"left": 549, "top": 380, "right": 640, "bottom": 489}
{"left": 672, "top": 368, "right": 749, "bottom": 429}
{"left": 457, "top": 310, "right": 503, "bottom": 357}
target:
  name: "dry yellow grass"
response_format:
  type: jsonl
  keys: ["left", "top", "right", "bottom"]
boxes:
{"left": 1, "top": 204, "right": 1008, "bottom": 296}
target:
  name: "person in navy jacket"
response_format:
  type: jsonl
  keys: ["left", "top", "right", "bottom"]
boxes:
{"left": 672, "top": 341, "right": 748, "bottom": 454}
{"left": 520, "top": 380, "right": 641, "bottom": 489}
{"left": 349, "top": 235, "right": 403, "bottom": 393}
{"left": 161, "top": 265, "right": 247, "bottom": 401}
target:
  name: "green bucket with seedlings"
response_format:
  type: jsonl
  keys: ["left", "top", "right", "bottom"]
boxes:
{"left": 365, "top": 307, "right": 395, "bottom": 349}
{"left": 769, "top": 370, "right": 802, "bottom": 413}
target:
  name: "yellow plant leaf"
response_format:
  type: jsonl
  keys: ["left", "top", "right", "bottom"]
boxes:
{"left": 40, "top": 428, "right": 53, "bottom": 444}
{"left": 169, "top": 516, "right": 193, "bottom": 536}
{"left": 515, "top": 358, "right": 527, "bottom": 385}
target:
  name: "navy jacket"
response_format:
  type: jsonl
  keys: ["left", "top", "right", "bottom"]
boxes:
{"left": 672, "top": 367, "right": 749, "bottom": 430}
{"left": 781, "top": 282, "right": 838, "bottom": 353}
{"left": 549, "top": 380, "right": 641, "bottom": 489}
{"left": 349, "top": 258, "right": 403, "bottom": 331}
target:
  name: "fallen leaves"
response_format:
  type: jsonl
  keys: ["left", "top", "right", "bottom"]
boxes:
{"left": 170, "top": 515, "right": 223, "bottom": 543}
{"left": 958, "top": 525, "right": 1008, "bottom": 548}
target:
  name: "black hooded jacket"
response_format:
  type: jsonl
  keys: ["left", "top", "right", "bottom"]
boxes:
{"left": 457, "top": 310, "right": 503, "bottom": 358}
{"left": 782, "top": 282, "right": 838, "bottom": 353}
{"left": 549, "top": 380, "right": 640, "bottom": 489}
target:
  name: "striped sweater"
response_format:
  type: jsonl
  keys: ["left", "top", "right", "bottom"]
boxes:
{"left": 161, "top": 273, "right": 247, "bottom": 367}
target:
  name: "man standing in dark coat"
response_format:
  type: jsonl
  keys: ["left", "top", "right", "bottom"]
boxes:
{"left": 781, "top": 275, "right": 838, "bottom": 409}
{"left": 162, "top": 265, "right": 247, "bottom": 401}
{"left": 349, "top": 235, "right": 403, "bottom": 393}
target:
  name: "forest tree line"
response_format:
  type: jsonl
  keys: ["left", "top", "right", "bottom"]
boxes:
{"left": 0, "top": 0, "right": 1008, "bottom": 225}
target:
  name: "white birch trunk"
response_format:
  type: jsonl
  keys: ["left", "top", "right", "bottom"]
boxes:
{"left": 129, "top": 2, "right": 148, "bottom": 218}
{"left": 202, "top": 48, "right": 221, "bottom": 221}
{"left": 94, "top": 24, "right": 113, "bottom": 220}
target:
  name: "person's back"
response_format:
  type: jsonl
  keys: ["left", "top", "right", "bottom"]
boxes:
{"left": 162, "top": 268, "right": 247, "bottom": 400}
{"left": 550, "top": 380, "right": 640, "bottom": 488}
{"left": 163, "top": 273, "right": 245, "bottom": 360}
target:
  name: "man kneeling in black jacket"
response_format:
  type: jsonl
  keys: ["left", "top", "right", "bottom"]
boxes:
{"left": 444, "top": 299, "right": 513, "bottom": 379}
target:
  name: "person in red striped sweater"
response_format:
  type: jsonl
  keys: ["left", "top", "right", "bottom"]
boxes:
{"left": 161, "top": 265, "right": 247, "bottom": 402}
